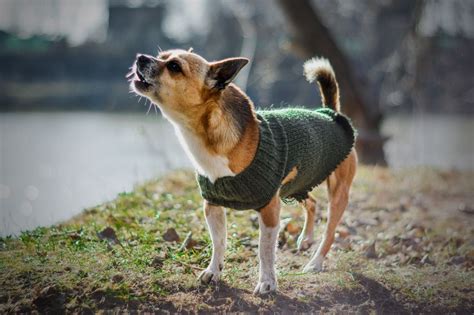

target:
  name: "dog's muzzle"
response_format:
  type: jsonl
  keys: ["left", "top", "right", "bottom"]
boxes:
{"left": 132, "top": 54, "right": 155, "bottom": 91}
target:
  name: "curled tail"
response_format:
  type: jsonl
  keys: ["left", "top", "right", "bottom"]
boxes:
{"left": 303, "top": 57, "right": 340, "bottom": 112}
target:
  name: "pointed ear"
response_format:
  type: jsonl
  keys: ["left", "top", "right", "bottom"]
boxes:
{"left": 206, "top": 57, "right": 249, "bottom": 90}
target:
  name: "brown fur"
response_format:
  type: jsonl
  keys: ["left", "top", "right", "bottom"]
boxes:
{"left": 317, "top": 149, "right": 357, "bottom": 256}
{"left": 259, "top": 194, "right": 281, "bottom": 228}
{"left": 134, "top": 49, "right": 259, "bottom": 170}
{"left": 131, "top": 49, "right": 357, "bottom": 276}
{"left": 195, "top": 86, "right": 258, "bottom": 158}
{"left": 204, "top": 200, "right": 212, "bottom": 216}
{"left": 316, "top": 69, "right": 340, "bottom": 111}
{"left": 281, "top": 166, "right": 298, "bottom": 185}
{"left": 132, "top": 48, "right": 356, "bottom": 227}
{"left": 228, "top": 116, "right": 259, "bottom": 173}
{"left": 298, "top": 196, "right": 316, "bottom": 250}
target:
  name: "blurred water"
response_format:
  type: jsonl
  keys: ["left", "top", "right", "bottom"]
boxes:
{"left": 383, "top": 113, "right": 473, "bottom": 170}
{"left": 0, "top": 112, "right": 472, "bottom": 236}
{"left": 0, "top": 112, "right": 190, "bottom": 237}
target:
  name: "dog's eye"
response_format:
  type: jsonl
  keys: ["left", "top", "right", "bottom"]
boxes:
{"left": 167, "top": 61, "right": 182, "bottom": 73}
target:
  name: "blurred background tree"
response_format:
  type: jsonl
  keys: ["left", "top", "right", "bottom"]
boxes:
{"left": 0, "top": 0, "right": 472, "bottom": 164}
{"left": 277, "top": 0, "right": 388, "bottom": 164}
{"left": 1, "top": 0, "right": 473, "bottom": 236}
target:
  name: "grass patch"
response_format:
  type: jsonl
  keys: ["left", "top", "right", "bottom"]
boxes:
{"left": 1, "top": 167, "right": 473, "bottom": 313}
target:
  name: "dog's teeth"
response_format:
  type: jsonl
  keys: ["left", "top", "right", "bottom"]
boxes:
{"left": 136, "top": 71, "right": 145, "bottom": 82}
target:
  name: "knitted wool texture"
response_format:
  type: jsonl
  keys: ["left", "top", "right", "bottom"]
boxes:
{"left": 197, "top": 107, "right": 356, "bottom": 210}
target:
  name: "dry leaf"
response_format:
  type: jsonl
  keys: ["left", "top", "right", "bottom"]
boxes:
{"left": 278, "top": 230, "right": 287, "bottom": 249}
{"left": 97, "top": 227, "right": 120, "bottom": 245}
{"left": 163, "top": 228, "right": 180, "bottom": 242}
{"left": 337, "top": 227, "right": 351, "bottom": 239}
{"left": 458, "top": 203, "right": 474, "bottom": 215}
{"left": 286, "top": 222, "right": 301, "bottom": 236}
{"left": 420, "top": 254, "right": 434, "bottom": 265}
{"left": 112, "top": 274, "right": 124, "bottom": 283}
{"left": 447, "top": 256, "right": 465, "bottom": 266}
{"left": 364, "top": 241, "right": 377, "bottom": 259}
{"left": 179, "top": 232, "right": 197, "bottom": 250}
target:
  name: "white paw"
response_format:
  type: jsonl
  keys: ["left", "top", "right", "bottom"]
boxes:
{"left": 303, "top": 256, "right": 324, "bottom": 273}
{"left": 253, "top": 279, "right": 277, "bottom": 295}
{"left": 198, "top": 268, "right": 220, "bottom": 285}
{"left": 297, "top": 236, "right": 314, "bottom": 251}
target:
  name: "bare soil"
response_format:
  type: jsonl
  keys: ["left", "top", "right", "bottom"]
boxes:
{"left": 1, "top": 167, "right": 473, "bottom": 313}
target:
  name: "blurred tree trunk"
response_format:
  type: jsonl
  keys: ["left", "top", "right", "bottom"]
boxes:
{"left": 277, "top": 0, "right": 386, "bottom": 165}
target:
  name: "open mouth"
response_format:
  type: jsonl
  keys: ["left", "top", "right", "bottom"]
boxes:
{"left": 135, "top": 70, "right": 152, "bottom": 89}
{"left": 127, "top": 67, "right": 152, "bottom": 90}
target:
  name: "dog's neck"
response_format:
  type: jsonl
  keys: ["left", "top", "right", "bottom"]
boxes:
{"left": 162, "top": 84, "right": 259, "bottom": 182}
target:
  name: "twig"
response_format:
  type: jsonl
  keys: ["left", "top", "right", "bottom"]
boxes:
{"left": 175, "top": 260, "right": 204, "bottom": 274}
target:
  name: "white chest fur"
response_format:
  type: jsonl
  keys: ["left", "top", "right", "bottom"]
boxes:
{"left": 173, "top": 125, "right": 235, "bottom": 182}
{"left": 158, "top": 105, "right": 235, "bottom": 182}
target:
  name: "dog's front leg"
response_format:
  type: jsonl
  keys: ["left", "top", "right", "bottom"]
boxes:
{"left": 199, "top": 200, "right": 226, "bottom": 284}
{"left": 254, "top": 195, "right": 280, "bottom": 295}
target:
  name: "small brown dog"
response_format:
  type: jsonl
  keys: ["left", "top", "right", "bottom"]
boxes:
{"left": 130, "top": 49, "right": 357, "bottom": 294}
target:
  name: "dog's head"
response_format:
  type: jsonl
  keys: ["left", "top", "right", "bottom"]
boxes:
{"left": 129, "top": 49, "right": 248, "bottom": 122}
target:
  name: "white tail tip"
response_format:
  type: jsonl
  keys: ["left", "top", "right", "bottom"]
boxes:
{"left": 303, "top": 57, "right": 335, "bottom": 83}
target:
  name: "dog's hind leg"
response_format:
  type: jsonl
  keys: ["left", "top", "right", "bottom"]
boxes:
{"left": 303, "top": 150, "right": 357, "bottom": 272}
{"left": 254, "top": 194, "right": 281, "bottom": 294}
{"left": 199, "top": 200, "right": 226, "bottom": 284}
{"left": 297, "top": 196, "right": 317, "bottom": 251}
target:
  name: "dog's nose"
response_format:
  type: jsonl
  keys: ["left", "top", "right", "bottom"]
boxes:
{"left": 136, "top": 54, "right": 152, "bottom": 69}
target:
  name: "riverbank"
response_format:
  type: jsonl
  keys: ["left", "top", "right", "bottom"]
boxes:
{"left": 1, "top": 167, "right": 473, "bottom": 313}
{"left": 2, "top": 112, "right": 472, "bottom": 236}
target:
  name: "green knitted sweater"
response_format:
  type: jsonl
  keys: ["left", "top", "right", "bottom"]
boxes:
{"left": 197, "top": 107, "right": 356, "bottom": 210}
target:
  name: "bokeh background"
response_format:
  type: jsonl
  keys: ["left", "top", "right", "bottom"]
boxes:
{"left": 0, "top": 0, "right": 473, "bottom": 236}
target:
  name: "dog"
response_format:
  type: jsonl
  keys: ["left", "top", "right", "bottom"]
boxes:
{"left": 129, "top": 49, "right": 357, "bottom": 294}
